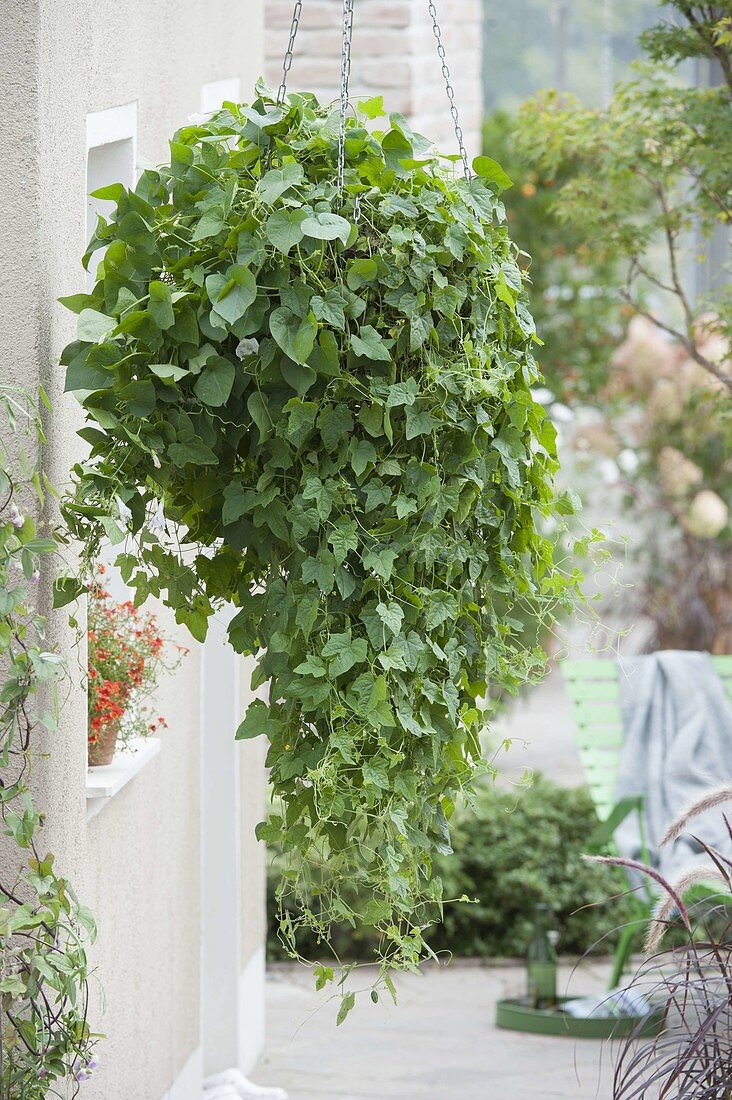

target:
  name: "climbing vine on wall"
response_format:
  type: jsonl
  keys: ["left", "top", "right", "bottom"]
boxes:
{"left": 60, "top": 83, "right": 583, "bottom": 993}
{"left": 0, "top": 388, "right": 97, "bottom": 1095}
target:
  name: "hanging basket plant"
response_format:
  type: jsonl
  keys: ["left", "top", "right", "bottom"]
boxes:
{"left": 60, "top": 81, "right": 579, "bottom": 986}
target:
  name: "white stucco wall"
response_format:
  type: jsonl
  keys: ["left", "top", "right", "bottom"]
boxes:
{"left": 3, "top": 3, "right": 266, "bottom": 1098}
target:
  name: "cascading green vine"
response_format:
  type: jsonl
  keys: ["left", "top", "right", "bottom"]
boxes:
{"left": 59, "top": 82, "right": 583, "bottom": 999}
{"left": 0, "top": 388, "right": 97, "bottom": 1095}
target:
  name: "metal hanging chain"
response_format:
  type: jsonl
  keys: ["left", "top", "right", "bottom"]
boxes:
{"left": 277, "top": 0, "right": 303, "bottom": 105}
{"left": 277, "top": 0, "right": 467, "bottom": 187}
{"left": 427, "top": 0, "right": 472, "bottom": 178}
{"left": 337, "top": 0, "right": 355, "bottom": 192}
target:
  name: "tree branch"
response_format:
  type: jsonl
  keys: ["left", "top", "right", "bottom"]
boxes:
{"left": 619, "top": 292, "right": 732, "bottom": 392}
{"left": 629, "top": 256, "right": 679, "bottom": 298}
{"left": 681, "top": 2, "right": 732, "bottom": 90}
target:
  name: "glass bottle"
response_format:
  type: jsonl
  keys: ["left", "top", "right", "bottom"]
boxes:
{"left": 527, "top": 902, "right": 558, "bottom": 1009}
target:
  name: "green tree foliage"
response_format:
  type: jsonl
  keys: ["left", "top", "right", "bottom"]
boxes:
{"left": 642, "top": 0, "right": 732, "bottom": 74}
{"left": 517, "top": 0, "right": 732, "bottom": 394}
{"left": 60, "top": 84, "right": 581, "bottom": 991}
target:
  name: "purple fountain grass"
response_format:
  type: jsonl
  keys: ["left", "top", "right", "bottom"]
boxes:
{"left": 599, "top": 800, "right": 732, "bottom": 1100}
{"left": 613, "top": 926, "right": 732, "bottom": 1100}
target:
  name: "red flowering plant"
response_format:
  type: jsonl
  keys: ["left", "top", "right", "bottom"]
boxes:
{"left": 87, "top": 564, "right": 187, "bottom": 765}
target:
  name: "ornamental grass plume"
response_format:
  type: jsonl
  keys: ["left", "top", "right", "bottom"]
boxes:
{"left": 660, "top": 785, "right": 732, "bottom": 848}
{"left": 588, "top": 788, "right": 732, "bottom": 957}
{"left": 583, "top": 853, "right": 692, "bottom": 938}
{"left": 644, "top": 866, "right": 729, "bottom": 955}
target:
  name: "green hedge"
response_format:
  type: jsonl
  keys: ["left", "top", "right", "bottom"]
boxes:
{"left": 267, "top": 775, "right": 631, "bottom": 961}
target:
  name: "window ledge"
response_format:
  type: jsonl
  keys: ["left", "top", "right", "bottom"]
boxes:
{"left": 86, "top": 737, "right": 160, "bottom": 821}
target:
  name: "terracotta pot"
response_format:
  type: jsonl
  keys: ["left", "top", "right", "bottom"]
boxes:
{"left": 88, "top": 719, "right": 120, "bottom": 767}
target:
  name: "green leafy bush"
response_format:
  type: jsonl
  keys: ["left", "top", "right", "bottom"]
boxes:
{"left": 269, "top": 775, "right": 631, "bottom": 961}
{"left": 431, "top": 776, "right": 631, "bottom": 957}
{"left": 61, "top": 82, "right": 580, "bottom": 983}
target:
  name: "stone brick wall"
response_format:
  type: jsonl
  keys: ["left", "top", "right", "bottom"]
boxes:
{"left": 265, "top": 0, "right": 483, "bottom": 160}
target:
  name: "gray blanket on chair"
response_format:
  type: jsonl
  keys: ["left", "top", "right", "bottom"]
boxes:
{"left": 614, "top": 650, "right": 732, "bottom": 885}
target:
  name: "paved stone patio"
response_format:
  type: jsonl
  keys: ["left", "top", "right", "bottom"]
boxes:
{"left": 255, "top": 958, "right": 620, "bottom": 1100}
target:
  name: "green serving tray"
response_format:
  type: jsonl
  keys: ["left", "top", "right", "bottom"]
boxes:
{"left": 496, "top": 996, "right": 663, "bottom": 1039}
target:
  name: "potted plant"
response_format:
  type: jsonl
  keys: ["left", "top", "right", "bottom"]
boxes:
{"left": 87, "top": 565, "right": 185, "bottom": 766}
{"left": 61, "top": 84, "right": 583, "bottom": 990}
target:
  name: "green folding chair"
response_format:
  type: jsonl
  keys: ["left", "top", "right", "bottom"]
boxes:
{"left": 561, "top": 655, "right": 732, "bottom": 987}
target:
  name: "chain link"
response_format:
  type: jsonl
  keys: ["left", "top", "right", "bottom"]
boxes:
{"left": 337, "top": 0, "right": 355, "bottom": 192}
{"left": 427, "top": 0, "right": 471, "bottom": 178}
{"left": 277, "top": 0, "right": 303, "bottom": 104}
{"left": 276, "top": 0, "right": 468, "bottom": 189}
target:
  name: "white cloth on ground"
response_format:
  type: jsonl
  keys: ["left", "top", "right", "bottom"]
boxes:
{"left": 204, "top": 1068, "right": 288, "bottom": 1100}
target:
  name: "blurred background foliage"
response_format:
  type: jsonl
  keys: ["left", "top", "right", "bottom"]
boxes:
{"left": 483, "top": 0, "right": 661, "bottom": 112}
{"left": 482, "top": 109, "right": 623, "bottom": 403}
{"left": 496, "top": 0, "right": 732, "bottom": 654}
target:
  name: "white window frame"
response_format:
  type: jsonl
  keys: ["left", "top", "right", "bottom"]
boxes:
{"left": 84, "top": 101, "right": 138, "bottom": 287}
{"left": 200, "top": 76, "right": 241, "bottom": 116}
